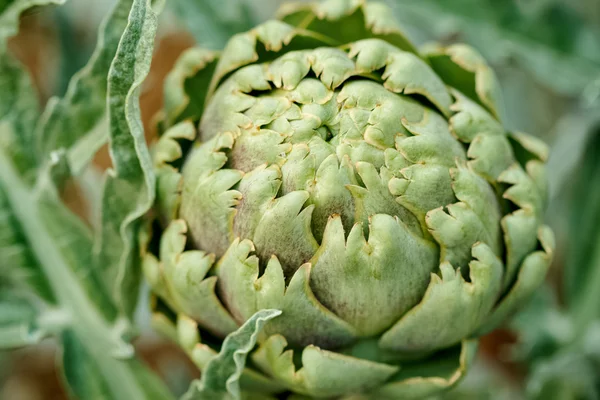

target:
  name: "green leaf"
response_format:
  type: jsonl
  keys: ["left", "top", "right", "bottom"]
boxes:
{"left": 0, "top": 291, "right": 44, "bottom": 348}
{"left": 61, "top": 329, "right": 173, "bottom": 400}
{"left": 0, "top": 290, "right": 73, "bottom": 350}
{"left": 526, "top": 350, "right": 598, "bottom": 400}
{"left": 386, "top": 0, "right": 600, "bottom": 96}
{"left": 35, "top": 153, "right": 118, "bottom": 321}
{"left": 95, "top": 0, "right": 159, "bottom": 318}
{"left": 0, "top": 4, "right": 49, "bottom": 291}
{"left": 0, "top": 172, "right": 54, "bottom": 300}
{"left": 546, "top": 104, "right": 600, "bottom": 202}
{"left": 183, "top": 309, "right": 282, "bottom": 400}
{"left": 172, "top": 0, "right": 256, "bottom": 49}
{"left": 0, "top": 54, "right": 41, "bottom": 182}
{"left": 0, "top": 0, "right": 173, "bottom": 397}
{"left": 0, "top": 1, "right": 70, "bottom": 183}
{"left": 0, "top": 145, "right": 111, "bottom": 345}
{"left": 0, "top": 144, "right": 172, "bottom": 399}
{"left": 508, "top": 286, "right": 574, "bottom": 362}
{"left": 564, "top": 126, "right": 600, "bottom": 331}
{"left": 36, "top": 0, "right": 134, "bottom": 176}
{"left": 440, "top": 357, "right": 517, "bottom": 400}
{"left": 0, "top": 0, "right": 66, "bottom": 48}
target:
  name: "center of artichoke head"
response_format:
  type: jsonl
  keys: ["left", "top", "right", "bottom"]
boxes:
{"left": 180, "top": 52, "right": 466, "bottom": 279}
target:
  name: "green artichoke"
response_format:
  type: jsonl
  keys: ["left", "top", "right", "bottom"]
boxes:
{"left": 144, "top": 0, "right": 554, "bottom": 398}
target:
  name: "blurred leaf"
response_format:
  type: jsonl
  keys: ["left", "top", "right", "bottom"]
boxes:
{"left": 183, "top": 309, "right": 282, "bottom": 400}
{"left": 507, "top": 296, "right": 600, "bottom": 400}
{"left": 0, "top": 154, "right": 54, "bottom": 300}
{"left": 0, "top": 291, "right": 45, "bottom": 348}
{"left": 0, "top": 145, "right": 173, "bottom": 398}
{"left": 1, "top": 0, "right": 174, "bottom": 397}
{"left": 509, "top": 286, "right": 574, "bottom": 362}
{"left": 564, "top": 124, "right": 600, "bottom": 330}
{"left": 61, "top": 329, "right": 173, "bottom": 400}
{"left": 0, "top": 0, "right": 66, "bottom": 47}
{"left": 35, "top": 154, "right": 118, "bottom": 321}
{"left": 439, "top": 358, "right": 517, "bottom": 400}
{"left": 75, "top": 164, "right": 106, "bottom": 229}
{"left": 546, "top": 111, "right": 600, "bottom": 200}
{"left": 94, "top": 0, "right": 159, "bottom": 319}
{"left": 0, "top": 54, "right": 41, "bottom": 183}
{"left": 526, "top": 350, "right": 598, "bottom": 400}
{"left": 0, "top": 145, "right": 117, "bottom": 346}
{"left": 53, "top": 7, "right": 95, "bottom": 96}
{"left": 36, "top": 0, "right": 134, "bottom": 177}
{"left": 172, "top": 0, "right": 256, "bottom": 49}
{"left": 388, "top": 0, "right": 600, "bottom": 96}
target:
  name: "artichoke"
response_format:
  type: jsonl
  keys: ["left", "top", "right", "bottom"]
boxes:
{"left": 143, "top": 0, "right": 554, "bottom": 398}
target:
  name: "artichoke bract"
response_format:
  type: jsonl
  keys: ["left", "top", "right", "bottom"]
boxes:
{"left": 144, "top": 0, "right": 554, "bottom": 398}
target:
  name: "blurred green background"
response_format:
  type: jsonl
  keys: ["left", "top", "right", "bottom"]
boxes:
{"left": 2, "top": 0, "right": 599, "bottom": 398}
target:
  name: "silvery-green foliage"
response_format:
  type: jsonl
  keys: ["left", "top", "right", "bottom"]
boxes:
{"left": 0, "top": 0, "right": 172, "bottom": 398}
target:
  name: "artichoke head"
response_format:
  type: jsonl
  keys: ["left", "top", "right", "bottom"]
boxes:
{"left": 144, "top": 0, "right": 554, "bottom": 398}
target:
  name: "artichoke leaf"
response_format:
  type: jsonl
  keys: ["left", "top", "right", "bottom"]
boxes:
{"left": 162, "top": 47, "right": 220, "bottom": 128}
{"left": 257, "top": 260, "right": 358, "bottom": 348}
{"left": 426, "top": 163, "right": 502, "bottom": 270}
{"left": 508, "top": 130, "right": 550, "bottom": 163}
{"left": 499, "top": 163, "right": 546, "bottom": 220}
{"left": 448, "top": 90, "right": 505, "bottom": 143}
{"left": 309, "top": 214, "right": 438, "bottom": 337}
{"left": 349, "top": 38, "right": 452, "bottom": 117}
{"left": 379, "top": 243, "right": 502, "bottom": 353}
{"left": 501, "top": 209, "right": 539, "bottom": 289}
{"left": 154, "top": 121, "right": 197, "bottom": 167}
{"left": 310, "top": 48, "right": 357, "bottom": 90}
{"left": 370, "top": 339, "right": 478, "bottom": 400}
{"left": 499, "top": 161, "right": 548, "bottom": 285}
{"left": 233, "top": 165, "right": 283, "bottom": 241}
{"left": 252, "top": 334, "right": 398, "bottom": 399}
{"left": 398, "top": 109, "right": 467, "bottom": 168}
{"left": 182, "top": 309, "right": 282, "bottom": 400}
{"left": 143, "top": 219, "right": 239, "bottom": 338}
{"left": 310, "top": 153, "right": 357, "bottom": 242}
{"left": 423, "top": 44, "right": 505, "bottom": 122}
{"left": 217, "top": 239, "right": 357, "bottom": 349}
{"left": 252, "top": 191, "right": 319, "bottom": 277}
{"left": 215, "top": 238, "right": 262, "bottom": 324}
{"left": 176, "top": 313, "right": 289, "bottom": 397}
{"left": 180, "top": 138, "right": 243, "bottom": 258}
{"left": 477, "top": 225, "right": 554, "bottom": 335}
{"left": 154, "top": 121, "right": 196, "bottom": 221}
{"left": 389, "top": 163, "right": 455, "bottom": 230}
{"left": 466, "top": 133, "right": 514, "bottom": 182}
{"left": 207, "top": 20, "right": 333, "bottom": 98}
{"left": 336, "top": 140, "right": 386, "bottom": 171}
{"left": 227, "top": 129, "right": 290, "bottom": 172}
{"left": 277, "top": 0, "right": 416, "bottom": 54}
{"left": 268, "top": 50, "right": 312, "bottom": 91}
{"left": 348, "top": 162, "right": 422, "bottom": 237}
